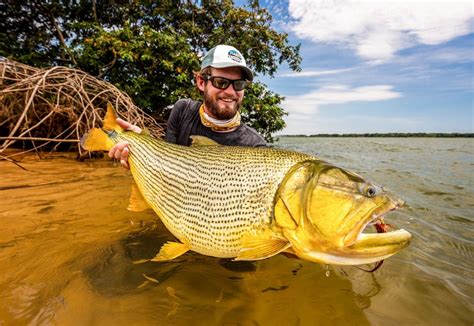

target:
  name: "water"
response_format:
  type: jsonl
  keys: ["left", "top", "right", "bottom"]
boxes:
{"left": 0, "top": 137, "right": 472, "bottom": 325}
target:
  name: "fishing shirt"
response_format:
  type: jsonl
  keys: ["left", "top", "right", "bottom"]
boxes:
{"left": 165, "top": 99, "right": 267, "bottom": 147}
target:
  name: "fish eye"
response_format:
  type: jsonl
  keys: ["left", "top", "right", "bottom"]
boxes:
{"left": 366, "top": 186, "right": 377, "bottom": 197}
{"left": 359, "top": 183, "right": 379, "bottom": 198}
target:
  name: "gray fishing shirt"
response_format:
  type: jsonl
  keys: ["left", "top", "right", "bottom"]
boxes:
{"left": 164, "top": 99, "right": 266, "bottom": 147}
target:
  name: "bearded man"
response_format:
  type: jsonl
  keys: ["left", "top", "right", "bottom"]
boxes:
{"left": 109, "top": 45, "right": 266, "bottom": 169}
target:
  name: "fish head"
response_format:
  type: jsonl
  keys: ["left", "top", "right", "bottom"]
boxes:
{"left": 275, "top": 160, "right": 411, "bottom": 265}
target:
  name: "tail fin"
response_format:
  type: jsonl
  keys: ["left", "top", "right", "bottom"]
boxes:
{"left": 81, "top": 128, "right": 114, "bottom": 151}
{"left": 103, "top": 102, "right": 124, "bottom": 133}
{"left": 80, "top": 103, "right": 123, "bottom": 151}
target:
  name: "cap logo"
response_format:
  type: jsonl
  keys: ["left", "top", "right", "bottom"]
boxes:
{"left": 228, "top": 50, "right": 242, "bottom": 63}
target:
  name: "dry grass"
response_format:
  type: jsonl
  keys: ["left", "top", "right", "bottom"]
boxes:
{"left": 0, "top": 58, "right": 164, "bottom": 161}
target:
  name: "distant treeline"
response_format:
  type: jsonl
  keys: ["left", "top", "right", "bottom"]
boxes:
{"left": 280, "top": 133, "right": 473, "bottom": 138}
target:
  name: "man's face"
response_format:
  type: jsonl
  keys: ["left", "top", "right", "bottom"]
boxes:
{"left": 197, "top": 67, "right": 245, "bottom": 120}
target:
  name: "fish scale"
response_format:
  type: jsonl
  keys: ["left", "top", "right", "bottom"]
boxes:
{"left": 114, "top": 132, "right": 312, "bottom": 257}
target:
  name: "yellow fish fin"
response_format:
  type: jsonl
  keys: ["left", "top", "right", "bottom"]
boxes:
{"left": 141, "top": 127, "right": 151, "bottom": 136}
{"left": 151, "top": 241, "right": 190, "bottom": 262}
{"left": 190, "top": 135, "right": 219, "bottom": 146}
{"left": 80, "top": 128, "right": 115, "bottom": 151}
{"left": 127, "top": 181, "right": 151, "bottom": 212}
{"left": 103, "top": 102, "right": 124, "bottom": 133}
{"left": 234, "top": 235, "right": 290, "bottom": 261}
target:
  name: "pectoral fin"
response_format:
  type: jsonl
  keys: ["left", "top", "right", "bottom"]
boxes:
{"left": 127, "top": 181, "right": 151, "bottom": 212}
{"left": 151, "top": 241, "right": 190, "bottom": 262}
{"left": 235, "top": 235, "right": 290, "bottom": 261}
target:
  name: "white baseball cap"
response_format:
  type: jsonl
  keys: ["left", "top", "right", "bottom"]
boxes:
{"left": 201, "top": 45, "right": 253, "bottom": 81}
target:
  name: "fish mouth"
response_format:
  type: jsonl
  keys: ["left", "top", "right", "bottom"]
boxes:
{"left": 301, "top": 202, "right": 411, "bottom": 266}
{"left": 334, "top": 203, "right": 411, "bottom": 265}
{"left": 356, "top": 199, "right": 405, "bottom": 240}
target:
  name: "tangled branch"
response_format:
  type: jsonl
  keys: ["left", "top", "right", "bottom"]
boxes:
{"left": 0, "top": 58, "right": 164, "bottom": 160}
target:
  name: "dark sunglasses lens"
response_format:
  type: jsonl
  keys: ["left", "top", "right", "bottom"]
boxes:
{"left": 212, "top": 77, "right": 230, "bottom": 89}
{"left": 233, "top": 80, "right": 247, "bottom": 91}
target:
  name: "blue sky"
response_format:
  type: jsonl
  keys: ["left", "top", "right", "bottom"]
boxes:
{"left": 247, "top": 0, "right": 474, "bottom": 134}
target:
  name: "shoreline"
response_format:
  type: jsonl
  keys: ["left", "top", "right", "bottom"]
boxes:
{"left": 277, "top": 133, "right": 473, "bottom": 138}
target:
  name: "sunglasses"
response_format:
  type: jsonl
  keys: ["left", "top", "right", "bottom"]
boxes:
{"left": 202, "top": 75, "right": 248, "bottom": 91}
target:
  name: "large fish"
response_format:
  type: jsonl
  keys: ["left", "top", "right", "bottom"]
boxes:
{"left": 81, "top": 104, "right": 411, "bottom": 265}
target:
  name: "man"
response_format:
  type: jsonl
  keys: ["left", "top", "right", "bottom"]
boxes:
{"left": 109, "top": 44, "right": 266, "bottom": 169}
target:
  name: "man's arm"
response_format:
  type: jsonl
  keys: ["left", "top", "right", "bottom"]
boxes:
{"left": 165, "top": 100, "right": 189, "bottom": 144}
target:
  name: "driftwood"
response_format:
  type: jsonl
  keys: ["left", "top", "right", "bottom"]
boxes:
{"left": 0, "top": 58, "right": 164, "bottom": 160}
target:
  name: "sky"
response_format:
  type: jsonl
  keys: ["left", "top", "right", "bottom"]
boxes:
{"left": 249, "top": 0, "right": 474, "bottom": 135}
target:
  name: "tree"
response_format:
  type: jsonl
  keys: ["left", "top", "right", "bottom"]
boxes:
{"left": 0, "top": 0, "right": 301, "bottom": 142}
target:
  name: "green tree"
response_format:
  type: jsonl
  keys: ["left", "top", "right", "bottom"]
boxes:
{"left": 0, "top": 0, "right": 301, "bottom": 142}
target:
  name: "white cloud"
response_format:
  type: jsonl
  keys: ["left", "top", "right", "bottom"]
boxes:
{"left": 283, "top": 84, "right": 402, "bottom": 114}
{"left": 425, "top": 47, "right": 474, "bottom": 63}
{"left": 288, "top": 0, "right": 474, "bottom": 62}
{"left": 280, "top": 67, "right": 355, "bottom": 77}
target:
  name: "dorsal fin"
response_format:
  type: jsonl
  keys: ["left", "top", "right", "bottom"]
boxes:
{"left": 103, "top": 102, "right": 124, "bottom": 133}
{"left": 190, "top": 135, "right": 219, "bottom": 146}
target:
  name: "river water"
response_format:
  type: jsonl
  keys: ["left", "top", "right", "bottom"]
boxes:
{"left": 0, "top": 137, "right": 472, "bottom": 325}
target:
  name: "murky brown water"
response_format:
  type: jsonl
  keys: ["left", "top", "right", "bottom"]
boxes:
{"left": 1, "top": 138, "right": 472, "bottom": 325}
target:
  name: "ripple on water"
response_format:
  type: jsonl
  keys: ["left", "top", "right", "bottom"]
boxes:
{"left": 447, "top": 240, "right": 474, "bottom": 260}
{"left": 446, "top": 215, "right": 472, "bottom": 224}
{"left": 37, "top": 205, "right": 55, "bottom": 214}
{"left": 420, "top": 190, "right": 450, "bottom": 196}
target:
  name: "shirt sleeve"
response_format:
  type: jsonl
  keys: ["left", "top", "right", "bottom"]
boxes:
{"left": 164, "top": 100, "right": 184, "bottom": 144}
{"left": 254, "top": 138, "right": 267, "bottom": 147}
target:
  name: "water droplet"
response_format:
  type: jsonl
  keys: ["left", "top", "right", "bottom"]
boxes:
{"left": 325, "top": 264, "right": 330, "bottom": 277}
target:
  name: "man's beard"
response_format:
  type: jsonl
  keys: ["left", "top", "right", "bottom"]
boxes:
{"left": 203, "top": 92, "right": 242, "bottom": 120}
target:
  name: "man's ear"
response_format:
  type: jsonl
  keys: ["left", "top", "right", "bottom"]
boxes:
{"left": 196, "top": 75, "right": 206, "bottom": 92}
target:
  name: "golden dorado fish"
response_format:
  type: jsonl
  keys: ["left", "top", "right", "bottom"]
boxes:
{"left": 81, "top": 104, "right": 411, "bottom": 265}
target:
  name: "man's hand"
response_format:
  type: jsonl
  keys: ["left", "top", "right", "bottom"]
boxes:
{"left": 108, "top": 118, "right": 142, "bottom": 170}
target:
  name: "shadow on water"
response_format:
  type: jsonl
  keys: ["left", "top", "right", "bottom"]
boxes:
{"left": 78, "top": 226, "right": 375, "bottom": 325}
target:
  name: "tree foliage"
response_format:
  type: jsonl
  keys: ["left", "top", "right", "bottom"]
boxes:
{"left": 0, "top": 0, "right": 301, "bottom": 142}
